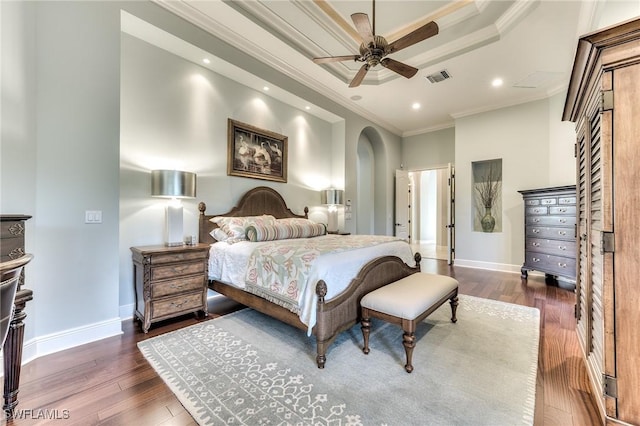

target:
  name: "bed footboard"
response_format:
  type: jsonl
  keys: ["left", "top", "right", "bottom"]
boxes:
{"left": 313, "top": 252, "right": 422, "bottom": 368}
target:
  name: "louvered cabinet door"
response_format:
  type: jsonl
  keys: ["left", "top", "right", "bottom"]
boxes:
{"left": 611, "top": 61, "right": 640, "bottom": 423}
{"left": 574, "top": 72, "right": 613, "bottom": 418}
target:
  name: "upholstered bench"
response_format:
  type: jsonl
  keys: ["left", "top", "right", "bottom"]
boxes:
{"left": 360, "top": 272, "right": 459, "bottom": 373}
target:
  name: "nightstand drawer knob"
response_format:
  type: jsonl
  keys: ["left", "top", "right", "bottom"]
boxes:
{"left": 170, "top": 299, "right": 188, "bottom": 309}
{"left": 532, "top": 257, "right": 540, "bottom": 262}
{"left": 558, "top": 263, "right": 567, "bottom": 268}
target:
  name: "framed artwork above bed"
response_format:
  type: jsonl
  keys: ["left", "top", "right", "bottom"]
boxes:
{"left": 227, "top": 118, "right": 287, "bottom": 183}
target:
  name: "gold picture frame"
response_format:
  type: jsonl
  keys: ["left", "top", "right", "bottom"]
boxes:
{"left": 227, "top": 119, "right": 287, "bottom": 183}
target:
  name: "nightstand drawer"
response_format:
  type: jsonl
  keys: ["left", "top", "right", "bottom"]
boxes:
{"left": 151, "top": 292, "right": 204, "bottom": 319}
{"left": 150, "top": 250, "right": 208, "bottom": 265}
{"left": 151, "top": 261, "right": 205, "bottom": 281}
{"left": 152, "top": 275, "right": 205, "bottom": 298}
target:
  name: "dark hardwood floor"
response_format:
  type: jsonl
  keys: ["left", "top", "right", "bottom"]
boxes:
{"left": 2, "top": 259, "right": 601, "bottom": 425}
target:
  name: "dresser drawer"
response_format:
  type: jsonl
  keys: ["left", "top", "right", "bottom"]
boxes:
{"left": 526, "top": 238, "right": 576, "bottom": 257}
{"left": 558, "top": 196, "right": 576, "bottom": 205}
{"left": 526, "top": 215, "right": 576, "bottom": 227}
{"left": 150, "top": 292, "right": 204, "bottom": 319}
{"left": 524, "top": 251, "right": 576, "bottom": 278}
{"left": 151, "top": 275, "right": 205, "bottom": 298}
{"left": 526, "top": 206, "right": 548, "bottom": 215}
{"left": 549, "top": 205, "right": 576, "bottom": 215}
{"left": 150, "top": 261, "right": 205, "bottom": 281}
{"left": 526, "top": 226, "right": 575, "bottom": 240}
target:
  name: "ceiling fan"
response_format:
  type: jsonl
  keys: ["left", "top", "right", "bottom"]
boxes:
{"left": 312, "top": 0, "right": 439, "bottom": 88}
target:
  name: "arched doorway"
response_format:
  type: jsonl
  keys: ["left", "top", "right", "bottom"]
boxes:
{"left": 356, "top": 126, "right": 387, "bottom": 235}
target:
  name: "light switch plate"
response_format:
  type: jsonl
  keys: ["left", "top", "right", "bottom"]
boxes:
{"left": 85, "top": 210, "right": 103, "bottom": 224}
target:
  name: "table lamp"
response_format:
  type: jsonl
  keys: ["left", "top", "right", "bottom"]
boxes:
{"left": 151, "top": 170, "right": 196, "bottom": 246}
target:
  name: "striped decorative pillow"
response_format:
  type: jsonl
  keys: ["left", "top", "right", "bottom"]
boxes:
{"left": 211, "top": 215, "right": 276, "bottom": 239}
{"left": 246, "top": 222, "right": 326, "bottom": 242}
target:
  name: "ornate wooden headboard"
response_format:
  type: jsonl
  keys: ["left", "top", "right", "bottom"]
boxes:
{"left": 198, "top": 186, "right": 309, "bottom": 244}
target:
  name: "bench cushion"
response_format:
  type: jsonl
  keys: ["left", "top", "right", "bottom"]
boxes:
{"left": 361, "top": 273, "right": 459, "bottom": 320}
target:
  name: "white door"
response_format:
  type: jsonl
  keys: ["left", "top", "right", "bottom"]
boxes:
{"left": 446, "top": 163, "right": 455, "bottom": 265}
{"left": 395, "top": 170, "right": 410, "bottom": 241}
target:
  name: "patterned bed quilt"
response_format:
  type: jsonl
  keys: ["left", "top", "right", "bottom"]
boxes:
{"left": 208, "top": 234, "right": 414, "bottom": 333}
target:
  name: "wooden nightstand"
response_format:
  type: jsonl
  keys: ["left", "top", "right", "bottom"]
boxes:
{"left": 131, "top": 244, "right": 209, "bottom": 333}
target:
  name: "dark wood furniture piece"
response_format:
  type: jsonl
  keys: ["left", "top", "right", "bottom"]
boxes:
{"left": 199, "top": 186, "right": 421, "bottom": 368}
{"left": 131, "top": 244, "right": 210, "bottom": 333}
{"left": 563, "top": 17, "right": 640, "bottom": 425}
{"left": 518, "top": 185, "right": 577, "bottom": 285}
{"left": 360, "top": 272, "right": 458, "bottom": 373}
{"left": 0, "top": 215, "right": 33, "bottom": 417}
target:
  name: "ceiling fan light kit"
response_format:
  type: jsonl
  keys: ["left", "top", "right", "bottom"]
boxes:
{"left": 312, "top": 0, "right": 439, "bottom": 88}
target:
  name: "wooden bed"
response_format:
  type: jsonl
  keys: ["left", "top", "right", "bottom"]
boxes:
{"left": 198, "top": 186, "right": 421, "bottom": 368}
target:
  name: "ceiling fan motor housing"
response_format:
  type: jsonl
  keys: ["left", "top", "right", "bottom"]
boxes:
{"left": 360, "top": 35, "right": 389, "bottom": 67}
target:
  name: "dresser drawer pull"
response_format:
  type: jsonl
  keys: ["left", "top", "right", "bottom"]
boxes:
{"left": 532, "top": 229, "right": 540, "bottom": 234}
{"left": 557, "top": 263, "right": 567, "bottom": 268}
{"left": 533, "top": 218, "right": 540, "bottom": 223}
{"left": 532, "top": 258, "right": 540, "bottom": 262}
{"left": 558, "top": 231, "right": 567, "bottom": 236}
{"left": 558, "top": 208, "right": 567, "bottom": 213}
{"left": 559, "top": 218, "right": 566, "bottom": 223}
{"left": 531, "top": 242, "right": 540, "bottom": 247}
{"left": 170, "top": 283, "right": 184, "bottom": 290}
{"left": 542, "top": 200, "right": 554, "bottom": 204}
{"left": 559, "top": 245, "right": 566, "bottom": 250}
{"left": 533, "top": 209, "right": 541, "bottom": 213}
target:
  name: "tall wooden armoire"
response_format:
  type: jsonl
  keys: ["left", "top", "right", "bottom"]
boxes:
{"left": 563, "top": 18, "right": 640, "bottom": 425}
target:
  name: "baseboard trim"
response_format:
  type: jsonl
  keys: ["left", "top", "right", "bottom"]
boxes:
{"left": 0, "top": 317, "right": 123, "bottom": 375}
{"left": 454, "top": 259, "right": 543, "bottom": 276}
{"left": 120, "top": 303, "right": 135, "bottom": 321}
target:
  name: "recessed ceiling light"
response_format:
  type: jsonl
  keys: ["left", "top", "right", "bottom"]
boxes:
{"left": 350, "top": 95, "right": 362, "bottom": 101}
{"left": 492, "top": 78, "right": 503, "bottom": 87}
{"left": 202, "top": 58, "right": 210, "bottom": 64}
{"left": 263, "top": 86, "right": 269, "bottom": 91}
{"left": 412, "top": 102, "right": 421, "bottom": 110}
{"left": 305, "top": 106, "right": 311, "bottom": 110}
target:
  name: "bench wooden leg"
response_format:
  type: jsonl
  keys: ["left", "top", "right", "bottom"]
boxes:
{"left": 361, "top": 310, "right": 371, "bottom": 355}
{"left": 450, "top": 295, "right": 459, "bottom": 323}
{"left": 402, "top": 331, "right": 416, "bottom": 373}
{"left": 402, "top": 319, "right": 416, "bottom": 373}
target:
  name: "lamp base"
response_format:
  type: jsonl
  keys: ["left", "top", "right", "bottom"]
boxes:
{"left": 165, "top": 242, "right": 184, "bottom": 247}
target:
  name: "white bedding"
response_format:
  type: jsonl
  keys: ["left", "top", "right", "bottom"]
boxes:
{"left": 208, "top": 234, "right": 415, "bottom": 333}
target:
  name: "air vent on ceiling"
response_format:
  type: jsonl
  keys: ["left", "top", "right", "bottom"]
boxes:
{"left": 425, "top": 69, "right": 452, "bottom": 83}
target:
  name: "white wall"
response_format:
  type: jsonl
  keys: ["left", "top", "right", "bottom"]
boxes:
{"left": 402, "top": 127, "right": 455, "bottom": 170}
{"left": 1, "top": 1, "right": 123, "bottom": 361}
{"left": 454, "top": 94, "right": 575, "bottom": 271}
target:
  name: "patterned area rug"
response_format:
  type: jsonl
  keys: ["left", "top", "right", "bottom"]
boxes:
{"left": 138, "top": 295, "right": 539, "bottom": 425}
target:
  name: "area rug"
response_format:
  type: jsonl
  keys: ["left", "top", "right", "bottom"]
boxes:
{"left": 138, "top": 294, "right": 539, "bottom": 425}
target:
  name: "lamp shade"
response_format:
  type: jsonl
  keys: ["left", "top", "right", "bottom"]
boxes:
{"left": 151, "top": 170, "right": 196, "bottom": 198}
{"left": 321, "top": 189, "right": 344, "bottom": 205}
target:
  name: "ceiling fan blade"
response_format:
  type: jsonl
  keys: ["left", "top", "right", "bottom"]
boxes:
{"left": 349, "top": 64, "right": 370, "bottom": 88}
{"left": 313, "top": 55, "right": 360, "bottom": 64}
{"left": 381, "top": 58, "right": 418, "bottom": 79}
{"left": 387, "top": 21, "right": 439, "bottom": 53}
{"left": 351, "top": 13, "right": 374, "bottom": 46}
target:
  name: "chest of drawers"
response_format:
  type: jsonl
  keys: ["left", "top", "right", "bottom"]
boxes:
{"left": 518, "top": 186, "right": 576, "bottom": 284}
{"left": 131, "top": 244, "right": 209, "bottom": 332}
